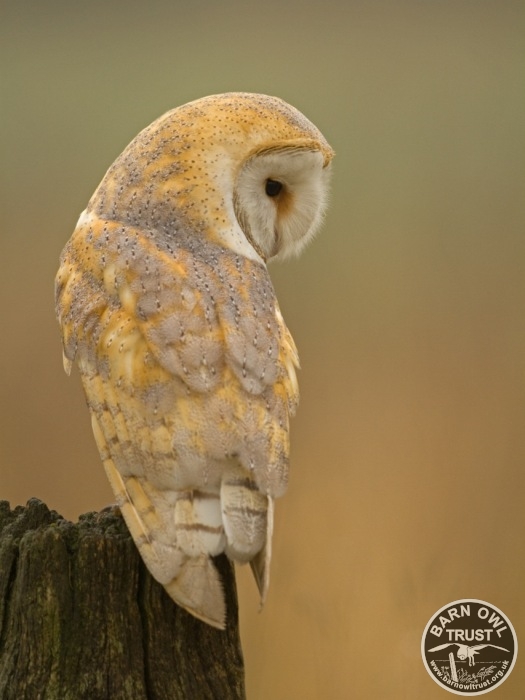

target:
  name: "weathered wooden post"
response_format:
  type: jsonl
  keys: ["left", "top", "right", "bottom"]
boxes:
{"left": 0, "top": 499, "right": 245, "bottom": 700}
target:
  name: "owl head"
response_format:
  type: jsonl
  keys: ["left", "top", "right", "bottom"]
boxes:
{"left": 88, "top": 92, "right": 334, "bottom": 263}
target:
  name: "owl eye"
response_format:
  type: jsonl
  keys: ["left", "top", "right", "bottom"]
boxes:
{"left": 265, "top": 179, "right": 283, "bottom": 197}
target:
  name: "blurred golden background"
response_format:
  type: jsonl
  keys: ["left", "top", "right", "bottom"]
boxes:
{"left": 1, "top": 1, "right": 524, "bottom": 698}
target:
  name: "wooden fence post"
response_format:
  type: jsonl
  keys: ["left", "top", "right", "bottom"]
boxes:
{"left": 0, "top": 499, "right": 245, "bottom": 700}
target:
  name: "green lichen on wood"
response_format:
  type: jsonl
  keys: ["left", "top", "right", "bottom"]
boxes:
{"left": 0, "top": 499, "right": 245, "bottom": 700}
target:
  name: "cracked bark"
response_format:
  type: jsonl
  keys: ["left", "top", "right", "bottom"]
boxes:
{"left": 0, "top": 499, "right": 245, "bottom": 700}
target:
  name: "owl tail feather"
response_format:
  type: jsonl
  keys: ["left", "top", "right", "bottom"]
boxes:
{"left": 249, "top": 495, "right": 274, "bottom": 610}
{"left": 165, "top": 556, "right": 226, "bottom": 629}
{"left": 93, "top": 413, "right": 227, "bottom": 629}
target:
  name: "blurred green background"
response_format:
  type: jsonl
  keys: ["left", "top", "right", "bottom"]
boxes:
{"left": 1, "top": 1, "right": 524, "bottom": 698}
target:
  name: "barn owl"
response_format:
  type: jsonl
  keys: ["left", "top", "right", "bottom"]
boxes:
{"left": 55, "top": 92, "right": 334, "bottom": 628}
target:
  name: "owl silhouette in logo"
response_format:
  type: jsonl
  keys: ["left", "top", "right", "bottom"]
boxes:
{"left": 55, "top": 92, "right": 334, "bottom": 628}
{"left": 428, "top": 642, "right": 510, "bottom": 666}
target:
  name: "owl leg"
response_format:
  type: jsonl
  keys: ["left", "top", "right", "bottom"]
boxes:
{"left": 220, "top": 469, "right": 273, "bottom": 606}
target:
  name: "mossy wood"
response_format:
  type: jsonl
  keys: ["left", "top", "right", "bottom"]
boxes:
{"left": 0, "top": 499, "right": 245, "bottom": 700}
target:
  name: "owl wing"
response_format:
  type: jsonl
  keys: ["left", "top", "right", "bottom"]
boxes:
{"left": 56, "top": 214, "right": 298, "bottom": 625}
{"left": 470, "top": 644, "right": 510, "bottom": 652}
{"left": 427, "top": 643, "right": 457, "bottom": 652}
